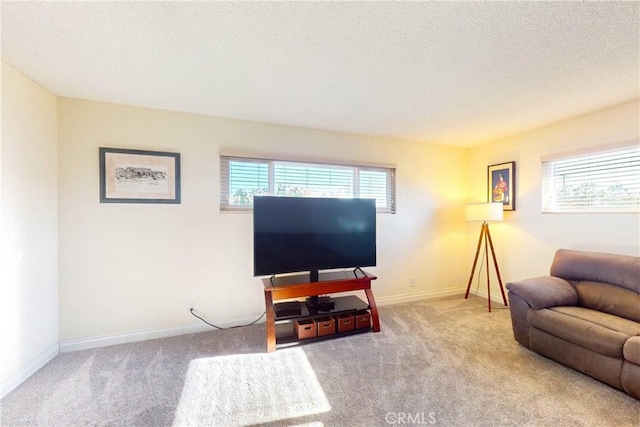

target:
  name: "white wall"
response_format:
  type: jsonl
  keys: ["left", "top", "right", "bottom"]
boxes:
{"left": 467, "top": 100, "right": 640, "bottom": 301}
{"left": 0, "top": 62, "right": 59, "bottom": 396}
{"left": 57, "top": 98, "right": 469, "bottom": 344}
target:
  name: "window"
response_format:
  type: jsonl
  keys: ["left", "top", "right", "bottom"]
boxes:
{"left": 220, "top": 155, "right": 396, "bottom": 213}
{"left": 541, "top": 143, "right": 640, "bottom": 213}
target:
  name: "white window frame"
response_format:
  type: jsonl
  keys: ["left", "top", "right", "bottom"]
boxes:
{"left": 220, "top": 154, "right": 396, "bottom": 213}
{"left": 541, "top": 140, "right": 640, "bottom": 214}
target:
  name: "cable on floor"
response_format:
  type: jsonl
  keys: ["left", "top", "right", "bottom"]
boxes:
{"left": 190, "top": 308, "right": 266, "bottom": 330}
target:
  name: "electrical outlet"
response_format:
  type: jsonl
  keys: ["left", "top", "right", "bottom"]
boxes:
{"left": 410, "top": 277, "right": 416, "bottom": 287}
{"left": 187, "top": 301, "right": 196, "bottom": 310}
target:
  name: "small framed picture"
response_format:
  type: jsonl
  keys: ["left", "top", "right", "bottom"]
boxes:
{"left": 99, "top": 147, "right": 181, "bottom": 204}
{"left": 488, "top": 161, "right": 515, "bottom": 211}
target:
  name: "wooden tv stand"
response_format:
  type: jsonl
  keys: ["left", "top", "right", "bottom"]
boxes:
{"left": 263, "top": 270, "right": 379, "bottom": 352}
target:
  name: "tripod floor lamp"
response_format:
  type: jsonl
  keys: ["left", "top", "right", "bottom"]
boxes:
{"left": 464, "top": 202, "right": 508, "bottom": 312}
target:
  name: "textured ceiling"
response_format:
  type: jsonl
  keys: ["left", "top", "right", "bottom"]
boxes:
{"left": 2, "top": 2, "right": 638, "bottom": 147}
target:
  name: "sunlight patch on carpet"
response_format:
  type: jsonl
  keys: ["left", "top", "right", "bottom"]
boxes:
{"left": 172, "top": 349, "right": 330, "bottom": 426}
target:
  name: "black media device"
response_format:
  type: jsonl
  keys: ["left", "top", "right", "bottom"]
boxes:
{"left": 306, "top": 295, "right": 335, "bottom": 312}
{"left": 253, "top": 196, "right": 377, "bottom": 280}
{"left": 274, "top": 301, "right": 302, "bottom": 317}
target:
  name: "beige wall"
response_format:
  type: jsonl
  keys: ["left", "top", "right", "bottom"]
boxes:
{"left": 467, "top": 100, "right": 640, "bottom": 301}
{"left": 5, "top": 59, "right": 637, "bottom": 363}
{"left": 57, "top": 98, "right": 469, "bottom": 342}
{"left": 0, "top": 62, "right": 59, "bottom": 393}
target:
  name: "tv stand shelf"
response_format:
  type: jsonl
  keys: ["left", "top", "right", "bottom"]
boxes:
{"left": 263, "top": 270, "right": 379, "bottom": 352}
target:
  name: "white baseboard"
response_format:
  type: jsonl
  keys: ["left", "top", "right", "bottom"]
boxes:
{"left": 1, "top": 343, "right": 59, "bottom": 399}
{"left": 58, "top": 313, "right": 264, "bottom": 353}
{"left": 377, "top": 287, "right": 466, "bottom": 306}
{"left": 470, "top": 287, "right": 510, "bottom": 306}
{"left": 59, "top": 287, "right": 473, "bottom": 354}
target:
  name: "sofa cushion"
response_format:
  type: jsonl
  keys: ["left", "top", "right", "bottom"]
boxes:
{"left": 506, "top": 276, "right": 577, "bottom": 309}
{"left": 530, "top": 328, "right": 624, "bottom": 390}
{"left": 528, "top": 306, "right": 640, "bottom": 358}
{"left": 623, "top": 336, "right": 640, "bottom": 365}
{"left": 550, "top": 249, "right": 640, "bottom": 293}
{"left": 576, "top": 281, "right": 640, "bottom": 322}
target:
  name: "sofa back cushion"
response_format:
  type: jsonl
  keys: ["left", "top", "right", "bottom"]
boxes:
{"left": 550, "top": 249, "right": 639, "bottom": 293}
{"left": 575, "top": 281, "right": 640, "bottom": 322}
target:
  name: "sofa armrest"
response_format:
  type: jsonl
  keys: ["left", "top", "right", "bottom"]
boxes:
{"left": 506, "top": 276, "right": 578, "bottom": 309}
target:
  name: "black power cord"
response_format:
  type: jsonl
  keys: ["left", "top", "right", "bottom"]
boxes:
{"left": 189, "top": 308, "right": 266, "bottom": 330}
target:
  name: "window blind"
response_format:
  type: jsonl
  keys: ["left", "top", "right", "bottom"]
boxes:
{"left": 220, "top": 155, "right": 396, "bottom": 213}
{"left": 274, "top": 162, "right": 354, "bottom": 198}
{"left": 359, "top": 168, "right": 395, "bottom": 212}
{"left": 541, "top": 144, "right": 640, "bottom": 213}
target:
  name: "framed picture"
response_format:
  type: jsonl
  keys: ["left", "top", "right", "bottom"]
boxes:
{"left": 99, "top": 147, "right": 181, "bottom": 204}
{"left": 488, "top": 161, "right": 515, "bottom": 211}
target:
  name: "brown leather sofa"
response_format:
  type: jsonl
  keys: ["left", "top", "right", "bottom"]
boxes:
{"left": 506, "top": 249, "right": 640, "bottom": 399}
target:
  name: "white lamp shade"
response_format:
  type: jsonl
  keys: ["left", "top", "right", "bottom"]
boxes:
{"left": 466, "top": 203, "right": 503, "bottom": 222}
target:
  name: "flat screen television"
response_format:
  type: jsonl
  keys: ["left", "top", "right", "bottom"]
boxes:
{"left": 253, "top": 196, "right": 376, "bottom": 280}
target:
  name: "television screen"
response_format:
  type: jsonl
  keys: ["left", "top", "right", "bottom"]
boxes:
{"left": 253, "top": 196, "right": 376, "bottom": 277}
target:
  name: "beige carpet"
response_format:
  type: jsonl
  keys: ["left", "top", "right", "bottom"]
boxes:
{"left": 1, "top": 296, "right": 639, "bottom": 426}
{"left": 173, "top": 351, "right": 331, "bottom": 425}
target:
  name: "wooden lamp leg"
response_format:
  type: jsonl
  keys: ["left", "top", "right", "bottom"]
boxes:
{"left": 484, "top": 225, "right": 491, "bottom": 312}
{"left": 465, "top": 224, "right": 486, "bottom": 299}
{"left": 485, "top": 225, "right": 508, "bottom": 308}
